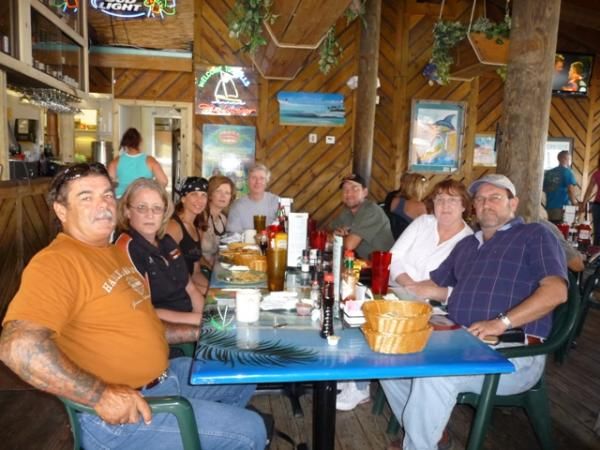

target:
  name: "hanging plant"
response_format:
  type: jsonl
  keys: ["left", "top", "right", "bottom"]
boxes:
{"left": 424, "top": 12, "right": 511, "bottom": 85}
{"left": 228, "top": 0, "right": 364, "bottom": 75}
{"left": 319, "top": 27, "right": 342, "bottom": 75}
{"left": 228, "top": 0, "right": 277, "bottom": 54}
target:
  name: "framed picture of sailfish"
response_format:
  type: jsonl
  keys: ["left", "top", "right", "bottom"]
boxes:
{"left": 408, "top": 100, "right": 466, "bottom": 173}
{"left": 195, "top": 65, "right": 258, "bottom": 116}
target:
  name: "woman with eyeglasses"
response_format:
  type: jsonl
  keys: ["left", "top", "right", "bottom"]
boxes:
{"left": 389, "top": 179, "right": 473, "bottom": 301}
{"left": 115, "top": 178, "right": 204, "bottom": 325}
{"left": 200, "top": 175, "right": 236, "bottom": 268}
{"left": 166, "top": 177, "right": 210, "bottom": 293}
{"left": 108, "top": 127, "right": 168, "bottom": 199}
{"left": 383, "top": 173, "right": 429, "bottom": 239}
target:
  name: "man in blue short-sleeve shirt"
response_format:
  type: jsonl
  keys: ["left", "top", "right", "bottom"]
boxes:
{"left": 543, "top": 150, "right": 579, "bottom": 223}
{"left": 380, "top": 174, "right": 567, "bottom": 450}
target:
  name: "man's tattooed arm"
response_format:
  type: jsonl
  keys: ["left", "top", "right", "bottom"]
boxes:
{"left": 0, "top": 320, "right": 105, "bottom": 405}
{"left": 162, "top": 321, "right": 200, "bottom": 344}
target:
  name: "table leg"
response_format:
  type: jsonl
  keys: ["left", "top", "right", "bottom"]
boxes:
{"left": 312, "top": 380, "right": 337, "bottom": 450}
{"left": 466, "top": 373, "right": 500, "bottom": 450}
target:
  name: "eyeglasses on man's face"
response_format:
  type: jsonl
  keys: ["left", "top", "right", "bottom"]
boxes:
{"left": 473, "top": 194, "right": 508, "bottom": 206}
{"left": 129, "top": 204, "right": 166, "bottom": 215}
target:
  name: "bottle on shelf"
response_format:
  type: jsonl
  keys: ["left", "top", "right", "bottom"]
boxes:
{"left": 320, "top": 273, "right": 335, "bottom": 339}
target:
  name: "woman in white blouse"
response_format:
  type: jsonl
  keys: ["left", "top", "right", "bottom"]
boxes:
{"left": 390, "top": 179, "right": 473, "bottom": 301}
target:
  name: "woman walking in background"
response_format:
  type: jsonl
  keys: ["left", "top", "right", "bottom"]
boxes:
{"left": 108, "top": 127, "right": 168, "bottom": 198}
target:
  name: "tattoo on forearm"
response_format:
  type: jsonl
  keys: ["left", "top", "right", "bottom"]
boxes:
{"left": 163, "top": 322, "right": 200, "bottom": 344}
{"left": 0, "top": 321, "right": 105, "bottom": 405}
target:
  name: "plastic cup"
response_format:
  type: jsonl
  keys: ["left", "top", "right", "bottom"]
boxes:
{"left": 371, "top": 251, "right": 392, "bottom": 295}
{"left": 235, "top": 289, "right": 261, "bottom": 323}
{"left": 310, "top": 230, "right": 328, "bottom": 251}
{"left": 267, "top": 248, "right": 287, "bottom": 292}
{"left": 253, "top": 215, "right": 267, "bottom": 233}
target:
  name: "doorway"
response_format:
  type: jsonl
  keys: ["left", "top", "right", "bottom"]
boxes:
{"left": 113, "top": 100, "right": 193, "bottom": 196}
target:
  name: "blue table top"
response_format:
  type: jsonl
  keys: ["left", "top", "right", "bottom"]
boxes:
{"left": 190, "top": 310, "right": 514, "bottom": 385}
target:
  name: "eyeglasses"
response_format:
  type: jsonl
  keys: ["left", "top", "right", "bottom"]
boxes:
{"left": 50, "top": 163, "right": 110, "bottom": 200}
{"left": 473, "top": 194, "right": 507, "bottom": 206}
{"left": 433, "top": 196, "right": 462, "bottom": 206}
{"left": 129, "top": 204, "right": 166, "bottom": 215}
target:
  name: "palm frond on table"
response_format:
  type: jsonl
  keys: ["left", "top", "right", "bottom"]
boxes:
{"left": 196, "top": 328, "right": 318, "bottom": 367}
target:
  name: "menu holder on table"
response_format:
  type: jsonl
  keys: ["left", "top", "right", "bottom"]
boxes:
{"left": 287, "top": 212, "right": 308, "bottom": 267}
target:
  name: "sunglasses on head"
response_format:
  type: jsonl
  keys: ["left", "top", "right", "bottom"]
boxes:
{"left": 50, "top": 163, "right": 110, "bottom": 199}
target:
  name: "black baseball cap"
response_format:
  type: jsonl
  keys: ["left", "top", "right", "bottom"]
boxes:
{"left": 340, "top": 173, "right": 367, "bottom": 189}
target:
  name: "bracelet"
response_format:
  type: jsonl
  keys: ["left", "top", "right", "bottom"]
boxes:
{"left": 496, "top": 313, "right": 513, "bottom": 330}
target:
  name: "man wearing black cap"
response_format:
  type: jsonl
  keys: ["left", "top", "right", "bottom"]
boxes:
{"left": 330, "top": 173, "right": 394, "bottom": 260}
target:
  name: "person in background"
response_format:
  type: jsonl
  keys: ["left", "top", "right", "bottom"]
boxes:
{"left": 226, "top": 163, "right": 279, "bottom": 233}
{"left": 538, "top": 208, "right": 585, "bottom": 273}
{"left": 383, "top": 174, "right": 567, "bottom": 450}
{"left": 108, "top": 128, "right": 168, "bottom": 198}
{"left": 201, "top": 175, "right": 236, "bottom": 268}
{"left": 561, "top": 61, "right": 587, "bottom": 93}
{"left": 0, "top": 162, "right": 266, "bottom": 449}
{"left": 580, "top": 168, "right": 600, "bottom": 245}
{"left": 383, "top": 173, "right": 429, "bottom": 239}
{"left": 166, "top": 177, "right": 210, "bottom": 293}
{"left": 116, "top": 178, "right": 205, "bottom": 326}
{"left": 331, "top": 173, "right": 395, "bottom": 260}
{"left": 543, "top": 150, "right": 579, "bottom": 224}
{"left": 389, "top": 179, "right": 473, "bottom": 294}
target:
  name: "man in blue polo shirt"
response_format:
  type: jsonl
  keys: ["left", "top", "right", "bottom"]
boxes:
{"left": 381, "top": 174, "right": 567, "bottom": 450}
{"left": 543, "top": 150, "right": 579, "bottom": 223}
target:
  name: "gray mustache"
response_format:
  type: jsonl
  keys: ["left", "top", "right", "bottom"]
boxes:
{"left": 94, "top": 210, "right": 114, "bottom": 221}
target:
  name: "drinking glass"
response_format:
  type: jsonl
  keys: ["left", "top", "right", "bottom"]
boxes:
{"left": 310, "top": 230, "right": 328, "bottom": 251}
{"left": 253, "top": 215, "right": 267, "bottom": 233}
{"left": 371, "top": 251, "right": 392, "bottom": 295}
{"left": 267, "top": 248, "right": 287, "bottom": 292}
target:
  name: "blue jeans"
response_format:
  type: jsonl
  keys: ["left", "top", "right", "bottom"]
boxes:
{"left": 381, "top": 351, "right": 546, "bottom": 450}
{"left": 79, "top": 357, "right": 266, "bottom": 449}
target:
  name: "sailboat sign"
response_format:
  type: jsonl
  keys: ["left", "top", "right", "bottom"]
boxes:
{"left": 195, "top": 66, "right": 257, "bottom": 116}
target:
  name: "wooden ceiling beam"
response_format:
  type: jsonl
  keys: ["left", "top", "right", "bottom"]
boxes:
{"left": 559, "top": 3, "right": 600, "bottom": 32}
{"left": 89, "top": 52, "right": 192, "bottom": 72}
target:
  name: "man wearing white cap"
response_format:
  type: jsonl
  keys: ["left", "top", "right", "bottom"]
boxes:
{"left": 381, "top": 174, "right": 568, "bottom": 450}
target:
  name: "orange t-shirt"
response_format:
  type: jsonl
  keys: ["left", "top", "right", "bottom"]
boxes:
{"left": 3, "top": 233, "right": 169, "bottom": 388}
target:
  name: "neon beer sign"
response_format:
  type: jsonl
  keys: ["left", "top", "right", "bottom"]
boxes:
{"left": 90, "top": 0, "right": 176, "bottom": 19}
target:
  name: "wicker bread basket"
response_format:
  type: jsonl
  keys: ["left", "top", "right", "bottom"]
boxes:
{"left": 362, "top": 300, "right": 432, "bottom": 334}
{"left": 361, "top": 325, "right": 433, "bottom": 354}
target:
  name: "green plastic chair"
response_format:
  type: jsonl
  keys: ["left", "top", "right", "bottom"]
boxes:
{"left": 374, "top": 272, "right": 581, "bottom": 450}
{"left": 572, "top": 265, "right": 600, "bottom": 341}
{"left": 60, "top": 395, "right": 201, "bottom": 450}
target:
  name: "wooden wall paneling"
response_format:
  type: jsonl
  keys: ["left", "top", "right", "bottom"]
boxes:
{"left": 0, "top": 180, "right": 53, "bottom": 320}
{"left": 113, "top": 70, "right": 194, "bottom": 102}
{"left": 582, "top": 77, "right": 600, "bottom": 192}
{"left": 89, "top": 66, "right": 113, "bottom": 94}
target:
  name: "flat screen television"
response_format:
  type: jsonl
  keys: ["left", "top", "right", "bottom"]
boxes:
{"left": 552, "top": 52, "right": 594, "bottom": 97}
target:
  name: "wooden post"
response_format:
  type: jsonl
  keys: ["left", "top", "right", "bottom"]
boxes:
{"left": 353, "top": 0, "right": 382, "bottom": 186}
{"left": 496, "top": 0, "right": 561, "bottom": 221}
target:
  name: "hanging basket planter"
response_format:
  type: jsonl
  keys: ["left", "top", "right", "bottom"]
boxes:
{"left": 449, "top": 32, "right": 509, "bottom": 80}
{"left": 468, "top": 32, "right": 509, "bottom": 64}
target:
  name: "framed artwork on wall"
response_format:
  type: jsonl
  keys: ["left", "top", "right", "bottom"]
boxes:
{"left": 408, "top": 100, "right": 466, "bottom": 173}
{"left": 544, "top": 137, "right": 573, "bottom": 171}
{"left": 201, "top": 124, "right": 256, "bottom": 197}
{"left": 473, "top": 133, "right": 497, "bottom": 167}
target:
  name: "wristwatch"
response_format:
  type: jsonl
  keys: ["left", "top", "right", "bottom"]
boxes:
{"left": 496, "top": 312, "right": 513, "bottom": 330}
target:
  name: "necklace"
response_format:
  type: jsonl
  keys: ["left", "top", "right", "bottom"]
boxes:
{"left": 210, "top": 213, "right": 226, "bottom": 236}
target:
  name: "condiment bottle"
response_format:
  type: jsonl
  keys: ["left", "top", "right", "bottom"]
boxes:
{"left": 320, "top": 273, "right": 335, "bottom": 338}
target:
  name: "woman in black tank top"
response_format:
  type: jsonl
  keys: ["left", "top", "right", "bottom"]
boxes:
{"left": 166, "top": 177, "right": 210, "bottom": 293}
